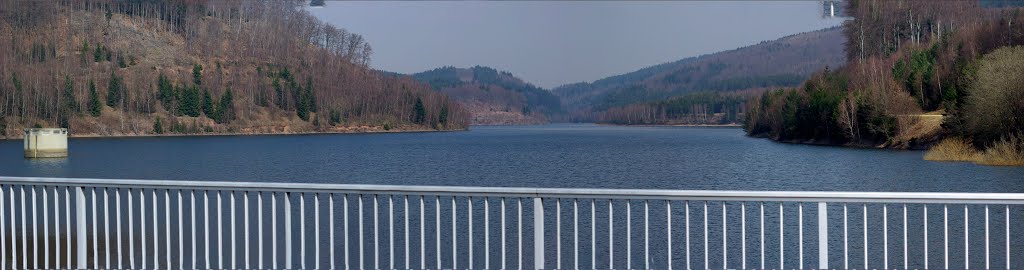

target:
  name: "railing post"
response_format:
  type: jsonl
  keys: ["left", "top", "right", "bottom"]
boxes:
{"left": 534, "top": 197, "right": 544, "bottom": 269}
{"left": 285, "top": 192, "right": 292, "bottom": 270}
{"left": 818, "top": 202, "right": 828, "bottom": 270}
{"left": 76, "top": 186, "right": 87, "bottom": 270}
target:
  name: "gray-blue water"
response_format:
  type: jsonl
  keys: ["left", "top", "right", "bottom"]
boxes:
{"left": 1, "top": 124, "right": 1021, "bottom": 191}
{"left": 1, "top": 124, "right": 1023, "bottom": 269}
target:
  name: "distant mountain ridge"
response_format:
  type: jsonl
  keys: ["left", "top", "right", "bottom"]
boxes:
{"left": 554, "top": 27, "right": 847, "bottom": 116}
{"left": 411, "top": 66, "right": 563, "bottom": 125}
{"left": 398, "top": 27, "right": 845, "bottom": 125}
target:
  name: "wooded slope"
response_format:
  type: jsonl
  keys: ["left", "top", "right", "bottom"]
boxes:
{"left": 555, "top": 27, "right": 846, "bottom": 123}
{"left": 412, "top": 66, "right": 562, "bottom": 125}
{"left": 0, "top": 0, "right": 467, "bottom": 138}
{"left": 745, "top": 0, "right": 1024, "bottom": 152}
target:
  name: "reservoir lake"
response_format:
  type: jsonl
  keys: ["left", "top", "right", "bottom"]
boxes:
{"left": 1, "top": 124, "right": 1021, "bottom": 191}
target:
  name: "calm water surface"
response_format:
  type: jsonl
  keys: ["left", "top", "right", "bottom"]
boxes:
{"left": 1, "top": 124, "right": 1020, "bottom": 191}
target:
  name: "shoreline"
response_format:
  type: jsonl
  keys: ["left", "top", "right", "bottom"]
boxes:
{"left": 746, "top": 133, "right": 937, "bottom": 151}
{"left": 1, "top": 127, "right": 467, "bottom": 141}
{"left": 598, "top": 123, "right": 742, "bottom": 128}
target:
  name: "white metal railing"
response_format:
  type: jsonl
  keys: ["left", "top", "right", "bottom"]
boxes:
{"left": 1, "top": 176, "right": 1023, "bottom": 269}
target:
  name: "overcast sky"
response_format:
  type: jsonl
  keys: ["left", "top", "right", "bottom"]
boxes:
{"left": 309, "top": 1, "right": 845, "bottom": 89}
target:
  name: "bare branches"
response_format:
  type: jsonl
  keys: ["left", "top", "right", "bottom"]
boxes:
{"left": 0, "top": 0, "right": 466, "bottom": 134}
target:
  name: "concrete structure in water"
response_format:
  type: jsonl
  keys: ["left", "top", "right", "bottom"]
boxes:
{"left": 24, "top": 128, "right": 68, "bottom": 158}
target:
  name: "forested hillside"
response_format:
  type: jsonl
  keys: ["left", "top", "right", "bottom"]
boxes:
{"left": 744, "top": 0, "right": 1024, "bottom": 165}
{"left": 412, "top": 66, "right": 562, "bottom": 125}
{"left": 0, "top": 0, "right": 467, "bottom": 138}
{"left": 596, "top": 91, "right": 750, "bottom": 125}
{"left": 555, "top": 27, "right": 845, "bottom": 124}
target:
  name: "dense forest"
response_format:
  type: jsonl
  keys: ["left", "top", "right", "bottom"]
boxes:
{"left": 744, "top": 0, "right": 1024, "bottom": 164}
{"left": 556, "top": 27, "right": 846, "bottom": 124}
{"left": 0, "top": 0, "right": 467, "bottom": 138}
{"left": 412, "top": 66, "right": 563, "bottom": 125}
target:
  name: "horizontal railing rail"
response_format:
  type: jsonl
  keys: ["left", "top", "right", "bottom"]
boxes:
{"left": 0, "top": 176, "right": 1021, "bottom": 269}
{"left": 4, "top": 177, "right": 1024, "bottom": 204}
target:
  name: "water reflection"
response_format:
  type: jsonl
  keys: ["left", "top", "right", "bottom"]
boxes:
{"left": 21, "top": 157, "right": 70, "bottom": 177}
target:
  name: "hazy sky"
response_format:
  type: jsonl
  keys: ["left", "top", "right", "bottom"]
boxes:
{"left": 310, "top": 1, "right": 845, "bottom": 88}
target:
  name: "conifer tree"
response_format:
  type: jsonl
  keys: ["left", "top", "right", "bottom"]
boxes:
{"left": 157, "top": 73, "right": 175, "bottom": 110}
{"left": 153, "top": 117, "right": 164, "bottom": 134}
{"left": 306, "top": 78, "right": 317, "bottom": 112}
{"left": 106, "top": 72, "right": 123, "bottom": 107}
{"left": 296, "top": 78, "right": 314, "bottom": 121}
{"left": 329, "top": 110, "right": 342, "bottom": 126}
{"left": 272, "top": 77, "right": 284, "bottom": 109}
{"left": 116, "top": 53, "right": 127, "bottom": 68}
{"left": 88, "top": 80, "right": 101, "bottom": 117}
{"left": 438, "top": 104, "right": 448, "bottom": 125}
{"left": 413, "top": 97, "right": 426, "bottom": 124}
{"left": 217, "top": 89, "right": 235, "bottom": 123}
{"left": 93, "top": 45, "right": 102, "bottom": 62}
{"left": 202, "top": 88, "right": 214, "bottom": 117}
{"left": 192, "top": 64, "right": 203, "bottom": 86}
{"left": 179, "top": 85, "right": 202, "bottom": 117}
{"left": 62, "top": 76, "right": 78, "bottom": 114}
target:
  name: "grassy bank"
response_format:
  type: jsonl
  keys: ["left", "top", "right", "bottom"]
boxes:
{"left": 924, "top": 138, "right": 981, "bottom": 162}
{"left": 925, "top": 135, "right": 1024, "bottom": 166}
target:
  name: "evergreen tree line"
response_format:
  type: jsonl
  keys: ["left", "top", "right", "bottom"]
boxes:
{"left": 259, "top": 67, "right": 317, "bottom": 121}
{"left": 14, "top": 68, "right": 236, "bottom": 130}
{"left": 83, "top": 41, "right": 135, "bottom": 69}
{"left": 743, "top": 68, "right": 898, "bottom": 143}
{"left": 8, "top": 72, "right": 128, "bottom": 128}
{"left": 157, "top": 69, "right": 235, "bottom": 124}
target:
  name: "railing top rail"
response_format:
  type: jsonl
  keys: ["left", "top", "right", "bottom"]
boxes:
{"left": 2, "top": 176, "right": 1023, "bottom": 204}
